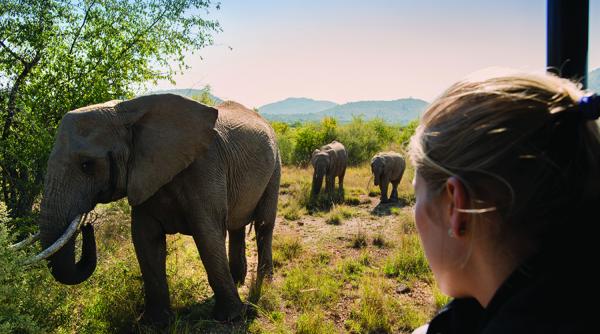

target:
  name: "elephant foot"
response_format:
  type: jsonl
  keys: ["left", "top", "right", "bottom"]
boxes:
{"left": 232, "top": 270, "right": 247, "bottom": 286}
{"left": 138, "top": 307, "right": 172, "bottom": 328}
{"left": 380, "top": 198, "right": 389, "bottom": 204}
{"left": 230, "top": 261, "right": 247, "bottom": 286}
{"left": 256, "top": 265, "right": 274, "bottom": 287}
{"left": 213, "top": 298, "right": 245, "bottom": 322}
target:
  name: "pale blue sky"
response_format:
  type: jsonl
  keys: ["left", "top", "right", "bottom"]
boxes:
{"left": 152, "top": 0, "right": 600, "bottom": 108}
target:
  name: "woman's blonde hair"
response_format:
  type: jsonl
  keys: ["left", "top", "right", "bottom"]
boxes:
{"left": 409, "top": 69, "right": 600, "bottom": 249}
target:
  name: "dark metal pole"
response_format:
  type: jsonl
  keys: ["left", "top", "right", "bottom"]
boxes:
{"left": 547, "top": 0, "right": 589, "bottom": 88}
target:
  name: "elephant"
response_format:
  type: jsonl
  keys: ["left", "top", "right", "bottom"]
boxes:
{"left": 34, "top": 94, "right": 281, "bottom": 324}
{"left": 310, "top": 140, "right": 347, "bottom": 197}
{"left": 371, "top": 152, "right": 406, "bottom": 203}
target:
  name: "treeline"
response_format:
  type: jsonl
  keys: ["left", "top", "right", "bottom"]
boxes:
{"left": 272, "top": 117, "right": 418, "bottom": 166}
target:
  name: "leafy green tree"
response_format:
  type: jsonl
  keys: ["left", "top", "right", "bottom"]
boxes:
{"left": 190, "top": 84, "right": 217, "bottom": 106}
{"left": 0, "top": 0, "right": 220, "bottom": 218}
{"left": 320, "top": 116, "right": 338, "bottom": 144}
{"left": 337, "top": 116, "right": 387, "bottom": 165}
{"left": 293, "top": 124, "right": 325, "bottom": 166}
{"left": 397, "top": 119, "right": 419, "bottom": 147}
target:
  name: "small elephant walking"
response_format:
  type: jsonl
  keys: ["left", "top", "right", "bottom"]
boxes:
{"left": 31, "top": 94, "right": 280, "bottom": 324}
{"left": 311, "top": 140, "right": 348, "bottom": 197}
{"left": 371, "top": 152, "right": 406, "bottom": 203}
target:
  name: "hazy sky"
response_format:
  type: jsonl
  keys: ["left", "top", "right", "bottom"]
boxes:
{"left": 150, "top": 0, "right": 600, "bottom": 108}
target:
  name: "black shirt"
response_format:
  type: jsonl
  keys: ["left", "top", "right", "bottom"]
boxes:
{"left": 426, "top": 253, "right": 594, "bottom": 334}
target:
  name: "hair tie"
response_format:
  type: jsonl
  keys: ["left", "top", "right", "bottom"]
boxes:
{"left": 579, "top": 94, "right": 600, "bottom": 120}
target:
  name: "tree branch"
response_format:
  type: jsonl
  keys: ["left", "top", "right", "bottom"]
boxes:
{"left": 69, "top": 0, "right": 97, "bottom": 55}
{"left": 0, "top": 40, "right": 27, "bottom": 65}
{"left": 2, "top": 52, "right": 41, "bottom": 140}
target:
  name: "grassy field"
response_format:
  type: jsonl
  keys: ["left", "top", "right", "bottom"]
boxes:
{"left": 3, "top": 164, "right": 449, "bottom": 333}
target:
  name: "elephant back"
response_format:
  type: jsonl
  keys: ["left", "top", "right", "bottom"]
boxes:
{"left": 320, "top": 140, "right": 347, "bottom": 176}
{"left": 215, "top": 101, "right": 278, "bottom": 160}
{"left": 374, "top": 151, "right": 405, "bottom": 180}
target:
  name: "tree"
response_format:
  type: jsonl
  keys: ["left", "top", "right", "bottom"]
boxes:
{"left": 190, "top": 84, "right": 217, "bottom": 106}
{"left": 0, "top": 0, "right": 220, "bottom": 218}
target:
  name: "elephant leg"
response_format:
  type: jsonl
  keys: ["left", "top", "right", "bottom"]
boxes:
{"left": 380, "top": 180, "right": 389, "bottom": 203}
{"left": 254, "top": 165, "right": 280, "bottom": 280}
{"left": 131, "top": 207, "right": 171, "bottom": 325}
{"left": 228, "top": 227, "right": 247, "bottom": 286}
{"left": 192, "top": 218, "right": 243, "bottom": 321}
{"left": 325, "top": 175, "right": 333, "bottom": 196}
{"left": 338, "top": 171, "right": 345, "bottom": 196}
{"left": 390, "top": 181, "right": 400, "bottom": 201}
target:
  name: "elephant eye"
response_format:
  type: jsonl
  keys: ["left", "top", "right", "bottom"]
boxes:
{"left": 81, "top": 160, "right": 94, "bottom": 175}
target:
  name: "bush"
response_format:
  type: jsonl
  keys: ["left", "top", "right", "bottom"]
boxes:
{"left": 336, "top": 117, "right": 389, "bottom": 165}
{"left": 272, "top": 117, "right": 415, "bottom": 167}
{"left": 0, "top": 224, "right": 68, "bottom": 333}
{"left": 292, "top": 125, "right": 326, "bottom": 165}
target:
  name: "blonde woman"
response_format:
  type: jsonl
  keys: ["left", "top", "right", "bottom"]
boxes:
{"left": 410, "top": 70, "right": 596, "bottom": 334}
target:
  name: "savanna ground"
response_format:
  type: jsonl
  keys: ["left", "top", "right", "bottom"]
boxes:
{"left": 1, "top": 164, "right": 450, "bottom": 334}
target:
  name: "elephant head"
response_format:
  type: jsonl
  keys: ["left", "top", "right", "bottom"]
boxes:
{"left": 371, "top": 156, "right": 385, "bottom": 186}
{"left": 37, "top": 94, "right": 217, "bottom": 285}
{"left": 311, "top": 149, "right": 330, "bottom": 195}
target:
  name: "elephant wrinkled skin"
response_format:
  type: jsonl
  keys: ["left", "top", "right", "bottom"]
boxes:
{"left": 37, "top": 94, "right": 281, "bottom": 324}
{"left": 371, "top": 152, "right": 406, "bottom": 203}
{"left": 310, "top": 141, "right": 347, "bottom": 197}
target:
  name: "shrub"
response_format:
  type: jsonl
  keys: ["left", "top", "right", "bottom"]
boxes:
{"left": 292, "top": 125, "right": 326, "bottom": 165}
{"left": 325, "top": 212, "right": 342, "bottom": 225}
{"left": 350, "top": 230, "right": 368, "bottom": 249}
{"left": 372, "top": 233, "right": 388, "bottom": 248}
{"left": 274, "top": 117, "right": 415, "bottom": 167}
{"left": 0, "top": 224, "right": 67, "bottom": 333}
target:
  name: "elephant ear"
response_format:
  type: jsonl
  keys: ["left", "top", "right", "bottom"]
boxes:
{"left": 115, "top": 94, "right": 218, "bottom": 206}
{"left": 311, "top": 149, "right": 320, "bottom": 164}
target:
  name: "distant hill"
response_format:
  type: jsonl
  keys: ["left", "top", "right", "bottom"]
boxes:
{"left": 143, "top": 88, "right": 223, "bottom": 104}
{"left": 262, "top": 98, "right": 428, "bottom": 124}
{"left": 589, "top": 68, "right": 600, "bottom": 93}
{"left": 258, "top": 97, "right": 338, "bottom": 115}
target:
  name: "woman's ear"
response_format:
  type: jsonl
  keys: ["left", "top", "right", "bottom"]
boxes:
{"left": 446, "top": 176, "right": 469, "bottom": 239}
{"left": 115, "top": 94, "right": 218, "bottom": 206}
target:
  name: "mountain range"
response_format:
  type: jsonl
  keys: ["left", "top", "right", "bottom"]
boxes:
{"left": 259, "top": 98, "right": 427, "bottom": 124}
{"left": 147, "top": 68, "right": 600, "bottom": 124}
{"left": 258, "top": 97, "right": 338, "bottom": 115}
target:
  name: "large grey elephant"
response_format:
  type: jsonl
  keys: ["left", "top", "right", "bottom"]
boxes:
{"left": 310, "top": 141, "right": 347, "bottom": 197}
{"left": 371, "top": 152, "right": 405, "bottom": 203}
{"left": 33, "top": 94, "right": 280, "bottom": 324}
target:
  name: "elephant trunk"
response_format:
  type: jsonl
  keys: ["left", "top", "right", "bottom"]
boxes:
{"left": 41, "top": 223, "right": 97, "bottom": 285}
{"left": 374, "top": 172, "right": 380, "bottom": 186}
{"left": 312, "top": 174, "right": 324, "bottom": 196}
{"left": 38, "top": 180, "right": 97, "bottom": 285}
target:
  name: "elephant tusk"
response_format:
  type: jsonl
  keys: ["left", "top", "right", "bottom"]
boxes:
{"left": 25, "top": 215, "right": 83, "bottom": 265}
{"left": 366, "top": 175, "right": 373, "bottom": 191}
{"left": 9, "top": 232, "right": 41, "bottom": 250}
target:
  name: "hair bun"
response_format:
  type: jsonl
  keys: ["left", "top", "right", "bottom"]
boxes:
{"left": 579, "top": 94, "right": 600, "bottom": 120}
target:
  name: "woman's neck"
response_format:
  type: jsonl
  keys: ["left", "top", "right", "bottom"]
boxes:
{"left": 467, "top": 245, "right": 526, "bottom": 307}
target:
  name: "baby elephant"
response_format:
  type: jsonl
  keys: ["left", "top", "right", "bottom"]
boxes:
{"left": 371, "top": 152, "right": 406, "bottom": 203}
{"left": 311, "top": 141, "right": 348, "bottom": 197}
